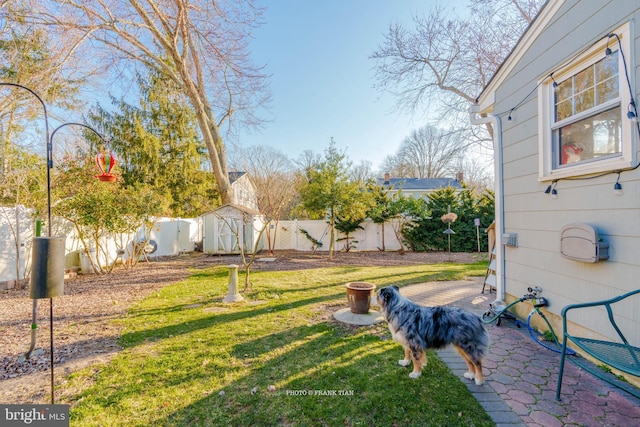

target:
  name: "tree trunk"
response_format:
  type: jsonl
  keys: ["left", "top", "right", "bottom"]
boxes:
{"left": 329, "top": 214, "right": 335, "bottom": 259}
{"left": 180, "top": 72, "right": 234, "bottom": 205}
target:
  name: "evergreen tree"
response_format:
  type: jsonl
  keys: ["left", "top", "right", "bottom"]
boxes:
{"left": 88, "top": 72, "right": 218, "bottom": 217}
{"left": 402, "top": 186, "right": 494, "bottom": 252}
{"left": 299, "top": 141, "right": 369, "bottom": 257}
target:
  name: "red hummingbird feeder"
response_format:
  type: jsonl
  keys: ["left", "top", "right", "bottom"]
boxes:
{"left": 95, "top": 151, "right": 117, "bottom": 182}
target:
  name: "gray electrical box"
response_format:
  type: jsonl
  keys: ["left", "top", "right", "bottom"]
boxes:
{"left": 560, "top": 223, "right": 609, "bottom": 263}
{"left": 502, "top": 232, "right": 518, "bottom": 247}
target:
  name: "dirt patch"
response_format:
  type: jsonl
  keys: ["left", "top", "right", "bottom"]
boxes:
{"left": 0, "top": 250, "right": 486, "bottom": 404}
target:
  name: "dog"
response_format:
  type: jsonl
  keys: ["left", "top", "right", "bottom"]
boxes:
{"left": 374, "top": 285, "right": 489, "bottom": 384}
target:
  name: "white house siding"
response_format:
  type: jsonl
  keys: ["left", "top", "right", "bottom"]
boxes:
{"left": 231, "top": 174, "right": 259, "bottom": 211}
{"left": 490, "top": 0, "right": 640, "bottom": 341}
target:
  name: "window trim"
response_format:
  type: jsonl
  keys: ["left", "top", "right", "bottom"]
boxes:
{"left": 538, "top": 22, "right": 636, "bottom": 181}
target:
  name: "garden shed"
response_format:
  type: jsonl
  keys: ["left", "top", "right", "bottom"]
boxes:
{"left": 200, "top": 204, "right": 264, "bottom": 255}
{"left": 143, "top": 217, "right": 198, "bottom": 257}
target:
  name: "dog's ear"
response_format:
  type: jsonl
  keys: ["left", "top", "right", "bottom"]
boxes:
{"left": 392, "top": 285, "right": 399, "bottom": 291}
{"left": 379, "top": 287, "right": 392, "bottom": 303}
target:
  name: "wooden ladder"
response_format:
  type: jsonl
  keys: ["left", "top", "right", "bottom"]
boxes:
{"left": 482, "top": 243, "right": 497, "bottom": 294}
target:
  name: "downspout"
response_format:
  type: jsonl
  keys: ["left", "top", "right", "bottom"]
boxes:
{"left": 469, "top": 106, "right": 505, "bottom": 302}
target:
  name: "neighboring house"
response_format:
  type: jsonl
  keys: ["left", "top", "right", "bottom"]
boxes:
{"left": 470, "top": 0, "right": 639, "bottom": 379}
{"left": 229, "top": 171, "right": 258, "bottom": 211}
{"left": 376, "top": 172, "right": 464, "bottom": 199}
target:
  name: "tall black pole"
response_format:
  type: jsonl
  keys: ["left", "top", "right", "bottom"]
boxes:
{"left": 0, "top": 83, "right": 54, "bottom": 403}
{"left": 1, "top": 84, "right": 112, "bottom": 405}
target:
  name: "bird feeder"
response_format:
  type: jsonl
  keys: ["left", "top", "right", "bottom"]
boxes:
{"left": 30, "top": 236, "right": 66, "bottom": 299}
{"left": 95, "top": 151, "right": 117, "bottom": 182}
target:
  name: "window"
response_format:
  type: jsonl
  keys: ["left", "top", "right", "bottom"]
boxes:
{"left": 538, "top": 23, "right": 635, "bottom": 180}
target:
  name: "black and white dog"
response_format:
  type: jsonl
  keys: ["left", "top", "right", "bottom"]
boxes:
{"left": 375, "top": 285, "right": 489, "bottom": 384}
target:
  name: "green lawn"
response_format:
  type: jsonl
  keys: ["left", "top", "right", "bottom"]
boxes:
{"left": 64, "top": 261, "right": 494, "bottom": 426}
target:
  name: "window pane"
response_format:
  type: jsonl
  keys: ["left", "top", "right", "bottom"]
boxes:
{"left": 595, "top": 51, "right": 618, "bottom": 104}
{"left": 555, "top": 79, "right": 572, "bottom": 103}
{"left": 595, "top": 51, "right": 618, "bottom": 82}
{"left": 554, "top": 53, "right": 618, "bottom": 122}
{"left": 574, "top": 67, "right": 594, "bottom": 93}
{"left": 556, "top": 99, "right": 572, "bottom": 121}
{"left": 575, "top": 89, "right": 594, "bottom": 113}
{"left": 596, "top": 79, "right": 618, "bottom": 103}
{"left": 555, "top": 106, "right": 621, "bottom": 166}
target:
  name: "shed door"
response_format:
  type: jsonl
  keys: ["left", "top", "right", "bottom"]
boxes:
{"left": 217, "top": 217, "right": 241, "bottom": 254}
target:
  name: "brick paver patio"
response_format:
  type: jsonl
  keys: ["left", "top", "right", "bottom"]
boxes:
{"left": 401, "top": 279, "right": 640, "bottom": 427}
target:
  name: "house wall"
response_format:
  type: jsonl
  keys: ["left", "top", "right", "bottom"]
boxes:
{"left": 232, "top": 175, "right": 258, "bottom": 211}
{"left": 495, "top": 0, "right": 640, "bottom": 341}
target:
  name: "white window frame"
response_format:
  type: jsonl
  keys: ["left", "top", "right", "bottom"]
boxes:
{"left": 538, "top": 22, "right": 636, "bottom": 181}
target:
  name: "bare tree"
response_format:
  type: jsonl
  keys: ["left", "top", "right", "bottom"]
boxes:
{"left": 295, "top": 149, "right": 322, "bottom": 180}
{"left": 379, "top": 154, "right": 412, "bottom": 179}
{"left": 0, "top": 3, "right": 88, "bottom": 117}
{"left": 370, "top": 0, "right": 544, "bottom": 140}
{"left": 23, "top": 0, "right": 271, "bottom": 205}
{"left": 0, "top": 2, "right": 95, "bottom": 185}
{"left": 383, "top": 125, "right": 467, "bottom": 178}
{"left": 211, "top": 208, "right": 267, "bottom": 291}
{"left": 350, "top": 159, "right": 376, "bottom": 184}
{"left": 235, "top": 145, "right": 301, "bottom": 255}
{"left": 455, "top": 154, "right": 494, "bottom": 193}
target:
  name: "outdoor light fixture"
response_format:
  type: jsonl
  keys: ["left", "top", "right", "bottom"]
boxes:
{"left": 605, "top": 33, "right": 615, "bottom": 56}
{"left": 0, "top": 83, "right": 115, "bottom": 405}
{"left": 544, "top": 180, "right": 557, "bottom": 195}
{"left": 544, "top": 181, "right": 558, "bottom": 198}
{"left": 614, "top": 173, "right": 623, "bottom": 195}
{"left": 627, "top": 102, "right": 638, "bottom": 122}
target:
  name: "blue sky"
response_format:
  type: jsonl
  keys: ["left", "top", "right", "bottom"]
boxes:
{"left": 237, "top": 0, "right": 465, "bottom": 171}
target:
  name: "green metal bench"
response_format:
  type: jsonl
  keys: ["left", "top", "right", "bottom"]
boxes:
{"left": 556, "top": 288, "right": 640, "bottom": 401}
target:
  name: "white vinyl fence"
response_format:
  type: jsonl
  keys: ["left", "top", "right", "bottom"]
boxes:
{"left": 1, "top": 207, "right": 404, "bottom": 288}
{"left": 269, "top": 219, "right": 404, "bottom": 252}
{"left": 0, "top": 205, "right": 32, "bottom": 288}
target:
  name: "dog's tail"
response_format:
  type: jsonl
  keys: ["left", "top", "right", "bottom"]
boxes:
{"left": 450, "top": 310, "right": 490, "bottom": 364}
{"left": 466, "top": 322, "right": 489, "bottom": 364}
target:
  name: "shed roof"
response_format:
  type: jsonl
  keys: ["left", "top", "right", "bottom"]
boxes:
{"left": 201, "top": 203, "right": 261, "bottom": 217}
